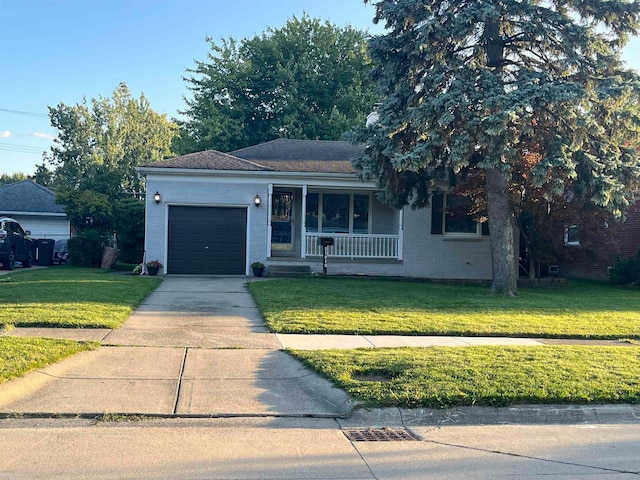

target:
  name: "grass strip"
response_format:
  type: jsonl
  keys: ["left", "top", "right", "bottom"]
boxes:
{"left": 249, "top": 277, "right": 640, "bottom": 339}
{"left": 0, "top": 336, "right": 98, "bottom": 384}
{"left": 0, "top": 266, "right": 161, "bottom": 329}
{"left": 291, "top": 346, "right": 640, "bottom": 408}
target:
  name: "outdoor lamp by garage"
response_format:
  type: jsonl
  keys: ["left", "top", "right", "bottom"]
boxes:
{"left": 154, "top": 192, "right": 161, "bottom": 204}
{"left": 254, "top": 195, "right": 261, "bottom": 207}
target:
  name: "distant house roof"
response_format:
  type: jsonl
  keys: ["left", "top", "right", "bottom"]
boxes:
{"left": 140, "top": 139, "right": 364, "bottom": 175}
{"left": 0, "top": 180, "right": 65, "bottom": 215}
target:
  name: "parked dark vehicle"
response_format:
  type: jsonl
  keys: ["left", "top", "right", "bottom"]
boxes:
{"left": 0, "top": 217, "right": 34, "bottom": 270}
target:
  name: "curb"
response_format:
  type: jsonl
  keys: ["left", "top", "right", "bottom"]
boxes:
{"left": 340, "top": 404, "right": 640, "bottom": 427}
{"left": 4, "top": 404, "right": 639, "bottom": 426}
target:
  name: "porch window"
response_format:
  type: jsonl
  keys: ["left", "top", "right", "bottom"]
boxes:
{"left": 306, "top": 193, "right": 319, "bottom": 232}
{"left": 323, "top": 193, "right": 350, "bottom": 233}
{"left": 305, "top": 192, "right": 370, "bottom": 234}
{"left": 353, "top": 194, "right": 369, "bottom": 234}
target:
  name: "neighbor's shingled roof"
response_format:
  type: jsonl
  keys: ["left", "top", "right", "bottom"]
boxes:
{"left": 0, "top": 180, "right": 65, "bottom": 214}
{"left": 141, "top": 139, "right": 365, "bottom": 174}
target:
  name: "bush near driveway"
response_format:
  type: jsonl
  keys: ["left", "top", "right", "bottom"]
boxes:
{"left": 291, "top": 346, "right": 640, "bottom": 408}
{"left": 248, "top": 277, "right": 640, "bottom": 339}
{"left": 0, "top": 266, "right": 161, "bottom": 329}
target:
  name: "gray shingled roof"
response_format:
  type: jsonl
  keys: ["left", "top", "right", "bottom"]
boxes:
{"left": 140, "top": 139, "right": 364, "bottom": 174}
{"left": 140, "top": 150, "right": 271, "bottom": 171}
{"left": 232, "top": 139, "right": 364, "bottom": 162}
{"left": 232, "top": 139, "right": 363, "bottom": 174}
{"left": 0, "top": 180, "right": 65, "bottom": 214}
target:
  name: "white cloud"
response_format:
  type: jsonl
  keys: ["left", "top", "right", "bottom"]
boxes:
{"left": 0, "top": 130, "right": 11, "bottom": 138}
{"left": 30, "top": 132, "right": 55, "bottom": 140}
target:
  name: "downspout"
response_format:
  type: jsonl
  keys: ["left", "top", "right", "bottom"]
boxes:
{"left": 398, "top": 207, "right": 404, "bottom": 261}
{"left": 267, "top": 184, "right": 273, "bottom": 258}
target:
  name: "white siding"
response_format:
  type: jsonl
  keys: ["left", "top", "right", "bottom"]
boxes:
{"left": 11, "top": 215, "right": 70, "bottom": 241}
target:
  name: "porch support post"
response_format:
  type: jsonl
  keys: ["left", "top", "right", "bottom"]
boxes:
{"left": 398, "top": 207, "right": 404, "bottom": 260}
{"left": 267, "top": 184, "right": 273, "bottom": 258}
{"left": 301, "top": 184, "right": 308, "bottom": 258}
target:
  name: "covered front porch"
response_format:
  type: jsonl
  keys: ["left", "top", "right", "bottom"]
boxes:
{"left": 266, "top": 185, "right": 403, "bottom": 261}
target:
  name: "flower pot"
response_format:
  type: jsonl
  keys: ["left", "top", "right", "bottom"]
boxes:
{"left": 147, "top": 266, "right": 159, "bottom": 276}
{"left": 252, "top": 266, "right": 264, "bottom": 277}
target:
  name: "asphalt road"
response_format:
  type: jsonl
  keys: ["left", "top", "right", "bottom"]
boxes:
{"left": 1, "top": 417, "right": 639, "bottom": 479}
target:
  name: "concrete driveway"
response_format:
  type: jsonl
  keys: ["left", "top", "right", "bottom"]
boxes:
{"left": 0, "top": 276, "right": 352, "bottom": 417}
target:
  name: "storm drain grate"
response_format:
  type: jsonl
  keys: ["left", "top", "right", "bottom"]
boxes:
{"left": 343, "top": 427, "right": 419, "bottom": 442}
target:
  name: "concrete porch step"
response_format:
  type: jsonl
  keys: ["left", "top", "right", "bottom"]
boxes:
{"left": 268, "top": 264, "right": 312, "bottom": 278}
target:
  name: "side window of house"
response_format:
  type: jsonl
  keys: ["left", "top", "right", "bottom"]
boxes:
{"left": 564, "top": 225, "right": 580, "bottom": 246}
{"left": 431, "top": 192, "right": 486, "bottom": 236}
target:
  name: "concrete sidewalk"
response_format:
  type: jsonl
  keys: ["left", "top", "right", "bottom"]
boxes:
{"left": 5, "top": 327, "right": 546, "bottom": 348}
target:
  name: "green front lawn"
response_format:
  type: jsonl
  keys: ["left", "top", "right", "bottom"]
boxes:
{"left": 0, "top": 336, "right": 98, "bottom": 383}
{"left": 292, "top": 346, "right": 640, "bottom": 408}
{"left": 0, "top": 266, "right": 161, "bottom": 329}
{"left": 249, "top": 277, "right": 640, "bottom": 339}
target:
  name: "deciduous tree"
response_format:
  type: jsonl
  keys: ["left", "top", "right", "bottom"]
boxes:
{"left": 0, "top": 172, "right": 28, "bottom": 186}
{"left": 42, "top": 83, "right": 176, "bottom": 262}
{"left": 178, "top": 14, "right": 378, "bottom": 153}
{"left": 44, "top": 82, "right": 176, "bottom": 196}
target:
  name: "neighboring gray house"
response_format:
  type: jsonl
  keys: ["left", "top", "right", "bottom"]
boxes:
{"left": 0, "top": 180, "right": 70, "bottom": 241}
{"left": 138, "top": 139, "right": 496, "bottom": 278}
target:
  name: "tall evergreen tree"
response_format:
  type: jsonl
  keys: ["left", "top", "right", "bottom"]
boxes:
{"left": 177, "top": 14, "right": 378, "bottom": 154}
{"left": 354, "top": 0, "right": 640, "bottom": 295}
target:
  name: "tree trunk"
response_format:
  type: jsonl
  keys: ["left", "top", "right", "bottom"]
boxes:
{"left": 529, "top": 257, "right": 536, "bottom": 280}
{"left": 485, "top": 168, "right": 518, "bottom": 296}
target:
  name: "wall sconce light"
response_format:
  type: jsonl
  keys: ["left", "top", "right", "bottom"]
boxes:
{"left": 254, "top": 194, "right": 261, "bottom": 207}
{"left": 154, "top": 192, "right": 161, "bottom": 204}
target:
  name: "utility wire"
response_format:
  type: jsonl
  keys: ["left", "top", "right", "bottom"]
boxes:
{"left": 0, "top": 108, "right": 49, "bottom": 118}
{"left": 0, "top": 143, "right": 47, "bottom": 155}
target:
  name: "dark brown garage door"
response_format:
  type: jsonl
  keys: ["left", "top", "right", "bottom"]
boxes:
{"left": 167, "top": 206, "right": 247, "bottom": 274}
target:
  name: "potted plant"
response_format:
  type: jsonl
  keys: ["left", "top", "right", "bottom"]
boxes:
{"left": 145, "top": 260, "right": 163, "bottom": 276}
{"left": 251, "top": 261, "right": 265, "bottom": 277}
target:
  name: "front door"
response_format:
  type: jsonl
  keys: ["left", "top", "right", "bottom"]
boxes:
{"left": 271, "top": 192, "right": 294, "bottom": 251}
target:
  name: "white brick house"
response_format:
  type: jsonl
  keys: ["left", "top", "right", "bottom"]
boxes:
{"left": 138, "top": 139, "right": 499, "bottom": 278}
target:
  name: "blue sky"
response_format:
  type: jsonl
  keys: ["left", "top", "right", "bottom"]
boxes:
{"left": 1, "top": 0, "right": 639, "bottom": 176}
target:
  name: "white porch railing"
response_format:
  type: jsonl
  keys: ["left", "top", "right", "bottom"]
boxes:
{"left": 305, "top": 233, "right": 401, "bottom": 259}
